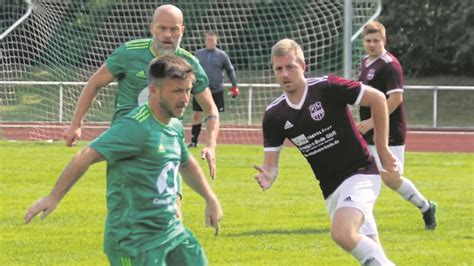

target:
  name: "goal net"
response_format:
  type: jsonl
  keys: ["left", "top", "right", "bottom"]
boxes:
{"left": 1, "top": 0, "right": 381, "bottom": 144}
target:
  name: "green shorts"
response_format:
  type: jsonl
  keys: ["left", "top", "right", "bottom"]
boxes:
{"left": 107, "top": 229, "right": 207, "bottom": 266}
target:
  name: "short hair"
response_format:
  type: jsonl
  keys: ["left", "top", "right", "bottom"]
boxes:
{"left": 363, "top": 21, "right": 386, "bottom": 40}
{"left": 205, "top": 31, "right": 218, "bottom": 37}
{"left": 271, "top": 39, "right": 305, "bottom": 64}
{"left": 148, "top": 55, "right": 195, "bottom": 86}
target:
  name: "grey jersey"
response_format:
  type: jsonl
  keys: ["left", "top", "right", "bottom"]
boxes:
{"left": 195, "top": 48, "right": 237, "bottom": 93}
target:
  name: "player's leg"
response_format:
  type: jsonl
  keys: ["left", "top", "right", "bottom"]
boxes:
{"left": 189, "top": 96, "right": 204, "bottom": 147}
{"left": 326, "top": 174, "right": 394, "bottom": 265}
{"left": 369, "top": 145, "right": 436, "bottom": 229}
{"left": 212, "top": 90, "right": 225, "bottom": 113}
{"left": 166, "top": 228, "right": 208, "bottom": 266}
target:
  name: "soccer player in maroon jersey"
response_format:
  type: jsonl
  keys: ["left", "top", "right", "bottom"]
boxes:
{"left": 254, "top": 38, "right": 397, "bottom": 265}
{"left": 357, "top": 21, "right": 437, "bottom": 230}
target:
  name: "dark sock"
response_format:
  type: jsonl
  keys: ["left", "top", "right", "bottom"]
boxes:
{"left": 191, "top": 123, "right": 202, "bottom": 144}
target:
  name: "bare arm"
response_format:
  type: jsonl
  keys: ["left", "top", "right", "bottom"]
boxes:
{"left": 359, "top": 86, "right": 399, "bottom": 174}
{"left": 63, "top": 64, "right": 115, "bottom": 146}
{"left": 386, "top": 91, "right": 403, "bottom": 114}
{"left": 194, "top": 88, "right": 220, "bottom": 178}
{"left": 24, "top": 147, "right": 104, "bottom": 223}
{"left": 357, "top": 91, "right": 403, "bottom": 134}
{"left": 254, "top": 150, "right": 280, "bottom": 191}
{"left": 180, "top": 156, "right": 223, "bottom": 236}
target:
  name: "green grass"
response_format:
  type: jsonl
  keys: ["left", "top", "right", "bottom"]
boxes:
{"left": 1, "top": 141, "right": 473, "bottom": 265}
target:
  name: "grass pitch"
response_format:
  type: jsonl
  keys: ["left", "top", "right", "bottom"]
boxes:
{"left": 1, "top": 141, "right": 473, "bottom": 265}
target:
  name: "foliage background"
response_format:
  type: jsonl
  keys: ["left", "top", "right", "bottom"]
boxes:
{"left": 379, "top": 0, "right": 473, "bottom": 76}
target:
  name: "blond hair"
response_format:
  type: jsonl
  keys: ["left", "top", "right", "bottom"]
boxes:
{"left": 271, "top": 39, "right": 305, "bottom": 64}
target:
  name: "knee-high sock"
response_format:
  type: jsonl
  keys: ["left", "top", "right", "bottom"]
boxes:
{"left": 350, "top": 235, "right": 394, "bottom": 266}
{"left": 191, "top": 123, "right": 202, "bottom": 144}
{"left": 396, "top": 177, "right": 429, "bottom": 212}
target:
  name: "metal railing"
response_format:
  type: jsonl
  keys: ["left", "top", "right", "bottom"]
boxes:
{"left": 1, "top": 81, "right": 473, "bottom": 127}
{"left": 404, "top": 85, "right": 474, "bottom": 127}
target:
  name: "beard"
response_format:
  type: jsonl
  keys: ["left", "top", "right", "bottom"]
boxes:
{"left": 158, "top": 95, "right": 186, "bottom": 119}
{"left": 154, "top": 35, "right": 182, "bottom": 56}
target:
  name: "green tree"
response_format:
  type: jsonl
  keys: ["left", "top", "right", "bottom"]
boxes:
{"left": 380, "top": 0, "right": 473, "bottom": 76}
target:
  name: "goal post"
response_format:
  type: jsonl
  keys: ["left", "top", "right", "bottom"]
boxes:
{"left": 1, "top": 0, "right": 382, "bottom": 144}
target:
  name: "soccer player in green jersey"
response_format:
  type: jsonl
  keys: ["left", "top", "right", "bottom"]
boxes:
{"left": 25, "top": 55, "right": 223, "bottom": 266}
{"left": 63, "top": 4, "right": 219, "bottom": 178}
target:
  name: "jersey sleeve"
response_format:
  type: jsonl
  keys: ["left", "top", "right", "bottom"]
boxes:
{"left": 262, "top": 110, "right": 285, "bottom": 150}
{"left": 190, "top": 59, "right": 210, "bottom": 95}
{"left": 384, "top": 62, "right": 404, "bottom": 95}
{"left": 223, "top": 52, "right": 238, "bottom": 86}
{"left": 326, "top": 75, "right": 362, "bottom": 106}
{"left": 105, "top": 44, "right": 127, "bottom": 78}
{"left": 89, "top": 117, "right": 146, "bottom": 164}
{"left": 178, "top": 49, "right": 209, "bottom": 95}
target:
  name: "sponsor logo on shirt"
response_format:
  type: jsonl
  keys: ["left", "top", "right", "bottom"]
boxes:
{"left": 291, "top": 134, "right": 309, "bottom": 146}
{"left": 284, "top": 120, "right": 294, "bottom": 130}
{"left": 309, "top": 101, "right": 325, "bottom": 121}
{"left": 367, "top": 68, "right": 375, "bottom": 80}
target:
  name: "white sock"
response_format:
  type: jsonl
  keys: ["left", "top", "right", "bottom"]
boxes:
{"left": 396, "top": 177, "right": 429, "bottom": 212}
{"left": 350, "top": 235, "right": 395, "bottom": 266}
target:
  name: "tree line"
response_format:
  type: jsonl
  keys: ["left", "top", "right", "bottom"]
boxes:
{"left": 379, "top": 0, "right": 473, "bottom": 77}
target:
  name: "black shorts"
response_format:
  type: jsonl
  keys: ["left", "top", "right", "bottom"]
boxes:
{"left": 192, "top": 90, "right": 225, "bottom": 112}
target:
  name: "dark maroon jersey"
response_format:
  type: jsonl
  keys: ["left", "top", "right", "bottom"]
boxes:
{"left": 358, "top": 50, "right": 406, "bottom": 145}
{"left": 262, "top": 75, "right": 378, "bottom": 199}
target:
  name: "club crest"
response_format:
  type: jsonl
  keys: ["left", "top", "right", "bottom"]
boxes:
{"left": 309, "top": 101, "right": 325, "bottom": 121}
{"left": 367, "top": 68, "right": 375, "bottom": 80}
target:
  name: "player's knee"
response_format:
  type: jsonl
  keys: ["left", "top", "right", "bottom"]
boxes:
{"left": 381, "top": 174, "right": 402, "bottom": 189}
{"left": 331, "top": 222, "right": 358, "bottom": 250}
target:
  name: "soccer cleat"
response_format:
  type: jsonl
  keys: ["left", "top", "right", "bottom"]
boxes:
{"left": 422, "top": 201, "right": 437, "bottom": 230}
{"left": 187, "top": 142, "right": 197, "bottom": 148}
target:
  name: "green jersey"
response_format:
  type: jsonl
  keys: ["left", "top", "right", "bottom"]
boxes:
{"left": 90, "top": 104, "right": 190, "bottom": 257}
{"left": 106, "top": 38, "right": 209, "bottom": 122}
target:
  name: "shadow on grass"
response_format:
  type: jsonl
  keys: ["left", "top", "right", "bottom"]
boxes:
{"left": 225, "top": 228, "right": 329, "bottom": 237}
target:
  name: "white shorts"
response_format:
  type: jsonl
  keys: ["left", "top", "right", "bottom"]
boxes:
{"left": 368, "top": 145, "right": 405, "bottom": 174}
{"left": 325, "top": 174, "right": 381, "bottom": 236}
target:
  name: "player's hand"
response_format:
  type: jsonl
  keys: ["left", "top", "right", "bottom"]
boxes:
{"left": 201, "top": 146, "right": 216, "bottom": 179}
{"left": 357, "top": 118, "right": 374, "bottom": 135}
{"left": 205, "top": 197, "right": 223, "bottom": 237}
{"left": 24, "top": 196, "right": 58, "bottom": 224}
{"left": 254, "top": 165, "right": 275, "bottom": 191}
{"left": 228, "top": 86, "right": 240, "bottom": 98}
{"left": 63, "top": 124, "right": 82, "bottom": 147}
{"left": 379, "top": 149, "right": 400, "bottom": 180}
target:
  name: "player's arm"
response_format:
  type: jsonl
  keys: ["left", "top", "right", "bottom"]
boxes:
{"left": 254, "top": 150, "right": 280, "bottom": 191}
{"left": 25, "top": 147, "right": 104, "bottom": 224}
{"left": 63, "top": 64, "right": 115, "bottom": 146}
{"left": 180, "top": 156, "right": 223, "bottom": 236}
{"left": 224, "top": 54, "right": 239, "bottom": 98}
{"left": 358, "top": 86, "right": 399, "bottom": 176}
{"left": 386, "top": 91, "right": 403, "bottom": 113}
{"left": 357, "top": 91, "right": 403, "bottom": 134}
{"left": 194, "top": 89, "right": 220, "bottom": 178}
